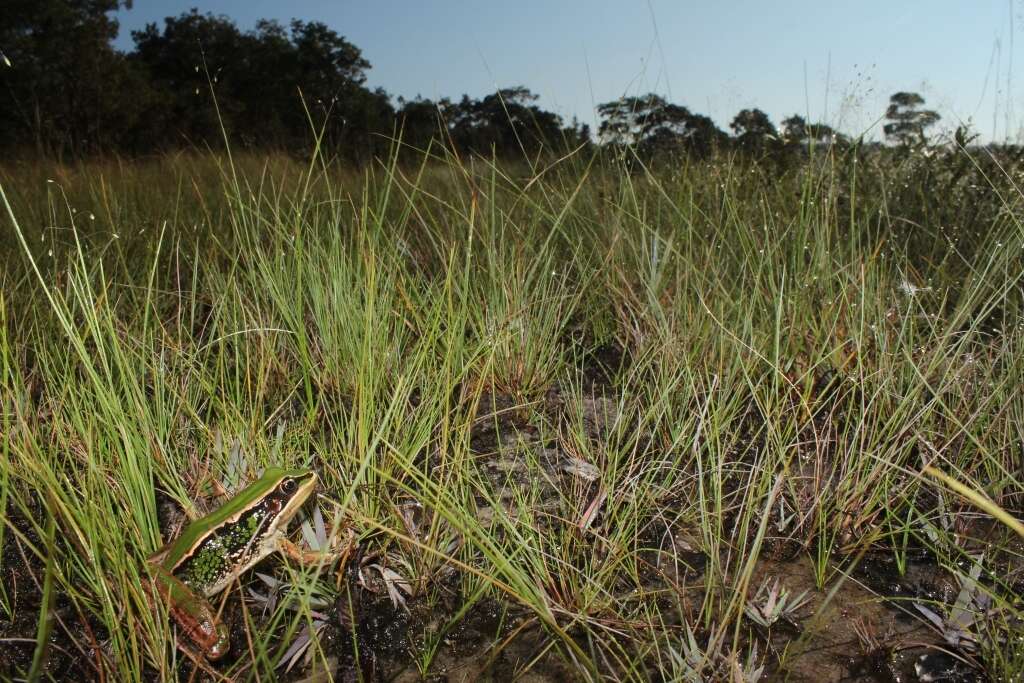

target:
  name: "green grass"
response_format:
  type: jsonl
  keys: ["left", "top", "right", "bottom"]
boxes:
{"left": 1, "top": 143, "right": 1023, "bottom": 681}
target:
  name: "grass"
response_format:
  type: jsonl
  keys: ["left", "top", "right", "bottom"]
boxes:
{"left": 0, "top": 140, "right": 1022, "bottom": 681}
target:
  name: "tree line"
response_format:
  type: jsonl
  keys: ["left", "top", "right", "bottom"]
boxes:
{"left": 1, "top": 2, "right": 945, "bottom": 161}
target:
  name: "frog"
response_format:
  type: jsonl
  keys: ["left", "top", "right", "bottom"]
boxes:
{"left": 145, "top": 467, "right": 324, "bottom": 659}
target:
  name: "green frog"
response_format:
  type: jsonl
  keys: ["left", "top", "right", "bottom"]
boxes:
{"left": 146, "top": 467, "right": 319, "bottom": 659}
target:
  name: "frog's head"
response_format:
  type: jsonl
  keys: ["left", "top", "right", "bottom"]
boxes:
{"left": 260, "top": 468, "right": 317, "bottom": 532}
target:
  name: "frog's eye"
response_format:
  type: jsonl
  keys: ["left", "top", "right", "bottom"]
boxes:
{"left": 280, "top": 479, "right": 298, "bottom": 496}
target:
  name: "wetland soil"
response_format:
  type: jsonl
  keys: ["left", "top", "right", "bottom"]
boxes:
{"left": 0, "top": 353, "right": 997, "bottom": 681}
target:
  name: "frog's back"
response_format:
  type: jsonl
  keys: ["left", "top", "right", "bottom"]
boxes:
{"left": 148, "top": 467, "right": 311, "bottom": 594}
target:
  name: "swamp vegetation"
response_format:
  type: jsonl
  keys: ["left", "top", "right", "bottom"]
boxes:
{"left": 1, "top": 142, "right": 1023, "bottom": 681}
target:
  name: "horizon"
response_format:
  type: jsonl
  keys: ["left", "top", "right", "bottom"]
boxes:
{"left": 112, "top": 1, "right": 1024, "bottom": 144}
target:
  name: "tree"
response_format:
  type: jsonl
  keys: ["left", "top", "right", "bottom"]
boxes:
{"left": 781, "top": 115, "right": 808, "bottom": 143}
{"left": 597, "top": 94, "right": 677, "bottom": 147}
{"left": 638, "top": 102, "right": 697, "bottom": 154}
{"left": 443, "top": 86, "right": 581, "bottom": 158}
{"left": 883, "top": 92, "right": 940, "bottom": 146}
{"left": 396, "top": 96, "right": 449, "bottom": 151}
{"left": 781, "top": 114, "right": 846, "bottom": 147}
{"left": 597, "top": 94, "right": 726, "bottom": 157}
{"left": 730, "top": 108, "right": 777, "bottom": 152}
{"left": 130, "top": 11, "right": 385, "bottom": 156}
{"left": 0, "top": 0, "right": 149, "bottom": 154}
{"left": 285, "top": 19, "right": 389, "bottom": 159}
{"left": 130, "top": 11, "right": 248, "bottom": 147}
{"left": 683, "top": 113, "right": 729, "bottom": 157}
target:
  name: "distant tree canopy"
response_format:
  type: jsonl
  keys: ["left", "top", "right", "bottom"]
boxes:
{"left": 0, "top": 5, "right": 954, "bottom": 162}
{"left": 393, "top": 89, "right": 588, "bottom": 159}
{"left": 129, "top": 11, "right": 392, "bottom": 157}
{"left": 596, "top": 94, "right": 727, "bottom": 157}
{"left": 884, "top": 92, "right": 940, "bottom": 147}
{"left": 0, "top": 7, "right": 588, "bottom": 160}
{"left": 591, "top": 97, "right": 855, "bottom": 161}
{"left": 780, "top": 115, "right": 846, "bottom": 146}
{"left": 443, "top": 87, "right": 587, "bottom": 157}
{"left": 730, "top": 108, "right": 777, "bottom": 152}
{"left": 0, "top": 0, "right": 143, "bottom": 154}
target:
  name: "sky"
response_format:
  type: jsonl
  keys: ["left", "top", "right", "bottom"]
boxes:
{"left": 113, "top": 1, "right": 1024, "bottom": 142}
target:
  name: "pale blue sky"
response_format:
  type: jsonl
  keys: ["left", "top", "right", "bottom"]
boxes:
{"left": 114, "top": 1, "right": 1022, "bottom": 142}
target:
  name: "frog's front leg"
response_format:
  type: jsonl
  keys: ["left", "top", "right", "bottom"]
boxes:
{"left": 147, "top": 564, "right": 231, "bottom": 660}
{"left": 277, "top": 527, "right": 356, "bottom": 567}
